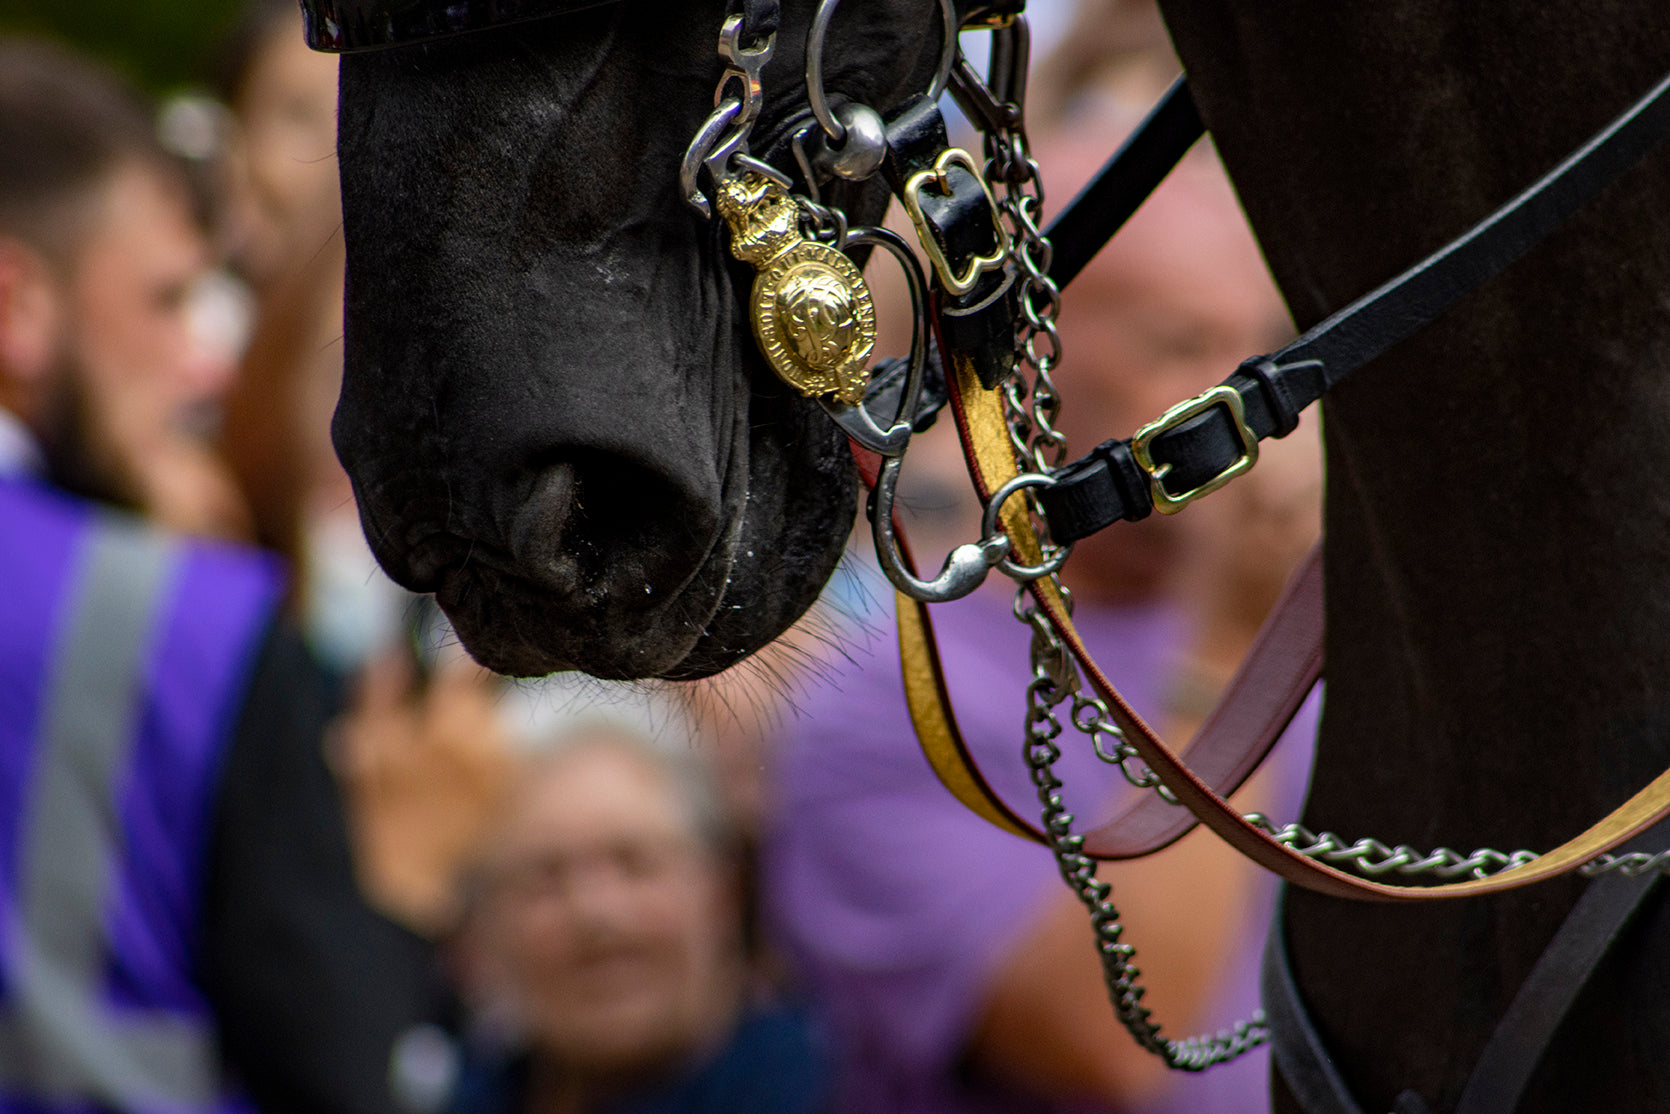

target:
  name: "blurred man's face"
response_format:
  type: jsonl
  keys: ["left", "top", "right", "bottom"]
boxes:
{"left": 41, "top": 162, "right": 226, "bottom": 502}
{"left": 69, "top": 164, "right": 216, "bottom": 422}
{"left": 470, "top": 739, "right": 740, "bottom": 1077}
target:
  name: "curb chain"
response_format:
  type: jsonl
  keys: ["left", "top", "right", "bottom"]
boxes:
{"left": 1024, "top": 634, "right": 1269, "bottom": 1071}
{"left": 969, "top": 17, "right": 1265, "bottom": 1072}
{"left": 1242, "top": 814, "right": 1670, "bottom": 881}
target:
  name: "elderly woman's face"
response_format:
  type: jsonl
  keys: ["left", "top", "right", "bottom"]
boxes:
{"left": 469, "top": 738, "right": 739, "bottom": 1074}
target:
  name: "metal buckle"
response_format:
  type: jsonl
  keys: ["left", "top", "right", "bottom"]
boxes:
{"left": 902, "top": 149, "right": 1011, "bottom": 296}
{"left": 1130, "top": 385, "right": 1259, "bottom": 514}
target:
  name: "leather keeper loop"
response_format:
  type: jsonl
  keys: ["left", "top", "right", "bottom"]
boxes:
{"left": 1240, "top": 356, "right": 1303, "bottom": 439}
{"left": 1037, "top": 438, "right": 1153, "bottom": 544}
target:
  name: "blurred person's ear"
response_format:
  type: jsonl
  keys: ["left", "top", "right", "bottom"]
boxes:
{"left": 0, "top": 238, "right": 64, "bottom": 393}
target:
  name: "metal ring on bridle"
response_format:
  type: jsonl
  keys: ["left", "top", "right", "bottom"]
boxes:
{"left": 982, "top": 472, "right": 1071, "bottom": 581}
{"left": 806, "top": 0, "right": 957, "bottom": 144}
{"left": 818, "top": 225, "right": 928, "bottom": 456}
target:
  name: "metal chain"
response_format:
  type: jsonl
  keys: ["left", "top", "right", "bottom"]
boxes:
{"left": 959, "top": 22, "right": 1668, "bottom": 1080}
{"left": 679, "top": 12, "right": 779, "bottom": 219}
{"left": 1582, "top": 849, "right": 1670, "bottom": 877}
{"left": 994, "top": 158, "right": 1068, "bottom": 476}
{"left": 1023, "top": 625, "right": 1268, "bottom": 1070}
{"left": 1242, "top": 813, "right": 1670, "bottom": 881}
{"left": 951, "top": 18, "right": 1266, "bottom": 1071}
{"left": 1242, "top": 814, "right": 1540, "bottom": 880}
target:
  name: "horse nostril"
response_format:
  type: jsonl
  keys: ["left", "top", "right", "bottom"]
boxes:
{"left": 509, "top": 456, "right": 718, "bottom": 607}
{"left": 510, "top": 464, "right": 584, "bottom": 596}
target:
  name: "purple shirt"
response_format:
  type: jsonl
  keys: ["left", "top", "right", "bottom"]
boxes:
{"left": 764, "top": 582, "right": 1317, "bottom": 1114}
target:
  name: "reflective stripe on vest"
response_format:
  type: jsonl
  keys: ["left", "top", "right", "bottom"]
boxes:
{"left": 4, "top": 515, "right": 220, "bottom": 1108}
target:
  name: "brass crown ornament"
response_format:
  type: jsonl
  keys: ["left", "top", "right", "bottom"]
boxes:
{"left": 716, "top": 173, "right": 876, "bottom": 406}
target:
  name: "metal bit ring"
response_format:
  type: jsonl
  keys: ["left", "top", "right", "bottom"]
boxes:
{"left": 806, "top": 0, "right": 957, "bottom": 144}
{"left": 982, "top": 472, "right": 1071, "bottom": 581}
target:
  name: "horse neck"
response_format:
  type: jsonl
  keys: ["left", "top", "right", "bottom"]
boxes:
{"left": 1156, "top": 0, "right": 1670, "bottom": 848}
{"left": 1154, "top": 3, "right": 1670, "bottom": 1109}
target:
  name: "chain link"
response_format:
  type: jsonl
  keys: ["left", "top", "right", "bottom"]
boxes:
{"left": 1581, "top": 849, "right": 1670, "bottom": 877}
{"left": 679, "top": 13, "right": 777, "bottom": 218}
{"left": 1241, "top": 814, "right": 1540, "bottom": 880}
{"left": 974, "top": 40, "right": 1265, "bottom": 1064}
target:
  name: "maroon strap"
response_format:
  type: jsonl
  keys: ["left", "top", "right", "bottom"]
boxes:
{"left": 865, "top": 425, "right": 1324, "bottom": 859}
{"left": 1081, "top": 543, "right": 1323, "bottom": 858}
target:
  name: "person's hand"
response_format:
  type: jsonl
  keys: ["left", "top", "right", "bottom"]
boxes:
{"left": 331, "top": 648, "right": 513, "bottom": 937}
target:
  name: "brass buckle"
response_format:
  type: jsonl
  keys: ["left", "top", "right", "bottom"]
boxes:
{"left": 1130, "top": 385, "right": 1259, "bottom": 514}
{"left": 902, "top": 149, "right": 1011, "bottom": 297}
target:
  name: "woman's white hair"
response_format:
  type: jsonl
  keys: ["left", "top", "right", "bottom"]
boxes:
{"left": 496, "top": 675, "right": 734, "bottom": 857}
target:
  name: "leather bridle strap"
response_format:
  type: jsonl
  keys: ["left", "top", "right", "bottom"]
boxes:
{"left": 898, "top": 541, "right": 1324, "bottom": 856}
{"left": 891, "top": 63, "right": 1670, "bottom": 895}
{"left": 934, "top": 328, "right": 1670, "bottom": 901}
{"left": 298, "top": 0, "right": 779, "bottom": 53}
{"left": 1043, "top": 76, "right": 1205, "bottom": 292}
{"left": 1038, "top": 66, "right": 1670, "bottom": 544}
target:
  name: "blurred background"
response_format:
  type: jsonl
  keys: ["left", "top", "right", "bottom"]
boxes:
{"left": 0, "top": 0, "right": 232, "bottom": 94}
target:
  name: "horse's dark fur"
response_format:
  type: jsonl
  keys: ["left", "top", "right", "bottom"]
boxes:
{"left": 1156, "top": 2, "right": 1670, "bottom": 1108}
{"left": 334, "top": 2, "right": 944, "bottom": 678}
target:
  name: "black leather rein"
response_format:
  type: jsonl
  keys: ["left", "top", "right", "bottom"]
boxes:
{"left": 1035, "top": 67, "right": 1670, "bottom": 544}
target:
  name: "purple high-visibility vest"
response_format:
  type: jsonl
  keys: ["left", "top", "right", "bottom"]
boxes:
{"left": 0, "top": 478, "right": 282, "bottom": 1113}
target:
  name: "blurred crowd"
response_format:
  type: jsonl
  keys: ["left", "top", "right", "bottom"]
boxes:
{"left": 0, "top": 1, "right": 1321, "bottom": 1113}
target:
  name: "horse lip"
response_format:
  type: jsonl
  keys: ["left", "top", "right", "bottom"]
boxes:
{"left": 390, "top": 528, "right": 471, "bottom": 592}
{"left": 433, "top": 542, "right": 729, "bottom": 679}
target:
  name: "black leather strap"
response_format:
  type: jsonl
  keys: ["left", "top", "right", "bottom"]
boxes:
{"left": 1044, "top": 76, "right": 1206, "bottom": 290}
{"left": 1267, "top": 817, "right": 1670, "bottom": 1114}
{"left": 884, "top": 95, "right": 1019, "bottom": 391}
{"left": 863, "top": 350, "right": 949, "bottom": 435}
{"left": 299, "top": 0, "right": 619, "bottom": 52}
{"left": 1451, "top": 821, "right": 1670, "bottom": 1114}
{"left": 1040, "top": 66, "right": 1670, "bottom": 545}
{"left": 953, "top": 0, "right": 1026, "bottom": 26}
{"left": 1263, "top": 891, "right": 1367, "bottom": 1114}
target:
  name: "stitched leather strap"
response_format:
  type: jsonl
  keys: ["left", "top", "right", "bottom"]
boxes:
{"left": 1039, "top": 66, "right": 1670, "bottom": 544}
{"left": 911, "top": 325, "right": 1670, "bottom": 901}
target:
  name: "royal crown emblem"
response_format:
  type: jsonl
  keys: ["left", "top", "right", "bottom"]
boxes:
{"left": 716, "top": 172, "right": 876, "bottom": 406}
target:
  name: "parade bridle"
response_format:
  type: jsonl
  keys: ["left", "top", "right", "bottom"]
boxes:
{"left": 302, "top": 0, "right": 1670, "bottom": 1073}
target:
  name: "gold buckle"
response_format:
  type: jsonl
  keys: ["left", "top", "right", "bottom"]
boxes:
{"left": 1130, "top": 385, "right": 1259, "bottom": 514}
{"left": 902, "top": 149, "right": 1011, "bottom": 297}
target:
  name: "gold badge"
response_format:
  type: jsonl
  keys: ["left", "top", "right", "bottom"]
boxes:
{"left": 716, "top": 172, "right": 876, "bottom": 406}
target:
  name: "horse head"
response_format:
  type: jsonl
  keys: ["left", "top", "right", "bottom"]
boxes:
{"left": 332, "top": 2, "right": 946, "bottom": 678}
